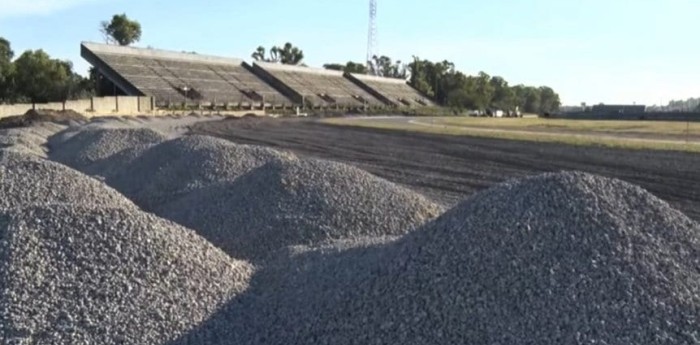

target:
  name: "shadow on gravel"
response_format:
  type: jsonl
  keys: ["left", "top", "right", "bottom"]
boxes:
{"left": 165, "top": 241, "right": 391, "bottom": 345}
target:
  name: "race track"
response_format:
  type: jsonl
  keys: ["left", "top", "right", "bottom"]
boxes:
{"left": 192, "top": 117, "right": 700, "bottom": 220}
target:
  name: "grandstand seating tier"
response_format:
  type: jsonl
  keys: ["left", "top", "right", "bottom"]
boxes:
{"left": 253, "top": 62, "right": 385, "bottom": 108}
{"left": 82, "top": 42, "right": 293, "bottom": 107}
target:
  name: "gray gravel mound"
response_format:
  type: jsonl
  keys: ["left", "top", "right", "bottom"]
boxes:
{"left": 108, "top": 135, "right": 295, "bottom": 210}
{"left": 83, "top": 143, "right": 157, "bottom": 179}
{"left": 159, "top": 157, "right": 443, "bottom": 261}
{"left": 0, "top": 204, "right": 253, "bottom": 345}
{"left": 49, "top": 127, "right": 167, "bottom": 170}
{"left": 200, "top": 171, "right": 700, "bottom": 345}
{"left": 0, "top": 150, "right": 135, "bottom": 210}
{"left": 0, "top": 122, "right": 64, "bottom": 157}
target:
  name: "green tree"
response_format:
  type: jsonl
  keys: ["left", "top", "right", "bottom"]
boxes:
{"left": 344, "top": 61, "right": 367, "bottom": 74}
{"left": 0, "top": 37, "right": 15, "bottom": 102}
{"left": 322, "top": 63, "right": 343, "bottom": 71}
{"left": 473, "top": 72, "right": 495, "bottom": 110}
{"left": 252, "top": 43, "right": 304, "bottom": 65}
{"left": 407, "top": 57, "right": 435, "bottom": 97}
{"left": 13, "top": 50, "right": 72, "bottom": 102}
{"left": 277, "top": 42, "right": 304, "bottom": 65}
{"left": 522, "top": 86, "right": 541, "bottom": 114}
{"left": 446, "top": 87, "right": 480, "bottom": 112}
{"left": 406, "top": 55, "right": 562, "bottom": 111}
{"left": 489, "top": 76, "right": 515, "bottom": 110}
{"left": 538, "top": 86, "right": 561, "bottom": 113}
{"left": 408, "top": 57, "right": 456, "bottom": 101}
{"left": 61, "top": 61, "right": 94, "bottom": 99}
{"left": 251, "top": 46, "right": 269, "bottom": 62}
{"left": 370, "top": 55, "right": 407, "bottom": 78}
{"left": 323, "top": 61, "right": 367, "bottom": 74}
{"left": 101, "top": 14, "right": 142, "bottom": 46}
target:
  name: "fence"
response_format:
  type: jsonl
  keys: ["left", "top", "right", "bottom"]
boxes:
{"left": 0, "top": 96, "right": 155, "bottom": 119}
{"left": 554, "top": 111, "right": 700, "bottom": 122}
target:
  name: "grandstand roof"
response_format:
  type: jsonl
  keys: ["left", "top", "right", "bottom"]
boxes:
{"left": 347, "top": 73, "right": 435, "bottom": 107}
{"left": 252, "top": 62, "right": 385, "bottom": 107}
{"left": 81, "top": 42, "right": 292, "bottom": 107}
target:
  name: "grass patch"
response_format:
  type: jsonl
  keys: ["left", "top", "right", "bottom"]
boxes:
{"left": 322, "top": 117, "right": 700, "bottom": 153}
{"left": 429, "top": 117, "right": 700, "bottom": 136}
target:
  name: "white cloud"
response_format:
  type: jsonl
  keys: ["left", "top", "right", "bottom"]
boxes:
{"left": 0, "top": 0, "right": 99, "bottom": 18}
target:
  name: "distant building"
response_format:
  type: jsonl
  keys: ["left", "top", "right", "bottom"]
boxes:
{"left": 590, "top": 104, "right": 646, "bottom": 114}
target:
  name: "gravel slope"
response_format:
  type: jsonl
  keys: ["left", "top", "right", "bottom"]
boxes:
{"left": 0, "top": 205, "right": 253, "bottom": 345}
{"left": 181, "top": 171, "right": 700, "bottom": 345}
{"left": 49, "top": 127, "right": 167, "bottom": 170}
{"left": 0, "top": 122, "right": 65, "bottom": 157}
{"left": 107, "top": 135, "right": 295, "bottom": 211}
{"left": 1, "top": 136, "right": 256, "bottom": 344}
{"left": 160, "top": 157, "right": 443, "bottom": 261}
{"left": 0, "top": 150, "right": 135, "bottom": 210}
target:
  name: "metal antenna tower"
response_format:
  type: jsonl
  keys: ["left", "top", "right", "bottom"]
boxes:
{"left": 366, "top": 0, "right": 378, "bottom": 74}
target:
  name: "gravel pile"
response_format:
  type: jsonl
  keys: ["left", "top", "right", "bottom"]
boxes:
{"left": 159, "top": 157, "right": 443, "bottom": 260}
{"left": 198, "top": 171, "right": 700, "bottom": 345}
{"left": 108, "top": 135, "right": 294, "bottom": 210}
{"left": 0, "top": 205, "right": 253, "bottom": 344}
{"left": 0, "top": 109, "right": 85, "bottom": 129}
{"left": 49, "top": 127, "right": 167, "bottom": 170}
{"left": 83, "top": 144, "right": 157, "bottom": 179}
{"left": 0, "top": 150, "right": 135, "bottom": 210}
{"left": 0, "top": 122, "right": 65, "bottom": 157}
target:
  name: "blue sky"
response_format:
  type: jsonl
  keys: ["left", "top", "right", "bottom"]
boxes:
{"left": 0, "top": 0, "right": 698, "bottom": 105}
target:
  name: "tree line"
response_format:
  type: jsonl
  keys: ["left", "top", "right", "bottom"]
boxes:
{"left": 319, "top": 55, "right": 561, "bottom": 113}
{"left": 2, "top": 12, "right": 562, "bottom": 113}
{"left": 0, "top": 38, "right": 93, "bottom": 103}
{"left": 0, "top": 13, "right": 143, "bottom": 104}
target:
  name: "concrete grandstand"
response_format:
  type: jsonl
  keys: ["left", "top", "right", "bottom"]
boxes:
{"left": 81, "top": 42, "right": 292, "bottom": 108}
{"left": 250, "top": 62, "right": 385, "bottom": 108}
{"left": 346, "top": 73, "right": 435, "bottom": 107}
{"left": 81, "top": 42, "right": 437, "bottom": 111}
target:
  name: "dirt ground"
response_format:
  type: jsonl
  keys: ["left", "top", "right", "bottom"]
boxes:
{"left": 191, "top": 117, "right": 700, "bottom": 221}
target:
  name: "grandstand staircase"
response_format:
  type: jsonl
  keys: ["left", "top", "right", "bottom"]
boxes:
{"left": 317, "top": 93, "right": 337, "bottom": 104}
{"left": 415, "top": 99, "right": 428, "bottom": 106}
{"left": 398, "top": 98, "right": 412, "bottom": 106}
{"left": 353, "top": 95, "right": 369, "bottom": 105}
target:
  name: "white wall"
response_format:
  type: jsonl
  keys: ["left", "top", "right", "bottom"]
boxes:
{"left": 0, "top": 96, "right": 155, "bottom": 119}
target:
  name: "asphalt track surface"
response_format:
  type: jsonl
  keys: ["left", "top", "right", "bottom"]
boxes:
{"left": 191, "top": 117, "right": 700, "bottom": 221}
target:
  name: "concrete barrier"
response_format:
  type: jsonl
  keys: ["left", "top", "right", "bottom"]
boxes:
{"left": 0, "top": 104, "right": 33, "bottom": 118}
{"left": 0, "top": 96, "right": 273, "bottom": 120}
{"left": 0, "top": 96, "right": 156, "bottom": 119}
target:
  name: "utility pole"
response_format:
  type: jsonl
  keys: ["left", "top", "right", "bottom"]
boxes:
{"left": 366, "top": 0, "right": 378, "bottom": 75}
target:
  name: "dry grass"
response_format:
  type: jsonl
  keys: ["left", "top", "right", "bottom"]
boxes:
{"left": 430, "top": 117, "right": 700, "bottom": 136}
{"left": 322, "top": 117, "right": 700, "bottom": 153}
